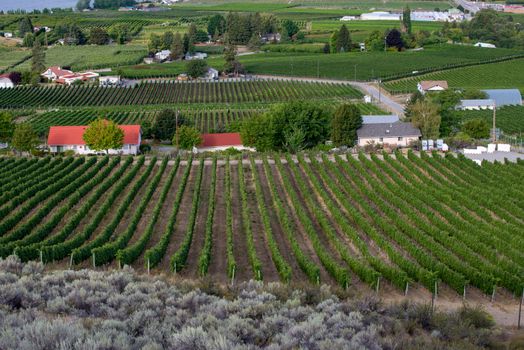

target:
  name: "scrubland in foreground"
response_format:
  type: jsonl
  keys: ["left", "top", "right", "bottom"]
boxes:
{"left": 0, "top": 256, "right": 517, "bottom": 350}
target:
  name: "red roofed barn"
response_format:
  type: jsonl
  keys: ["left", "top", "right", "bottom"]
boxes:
{"left": 48, "top": 125, "right": 141, "bottom": 155}
{"left": 198, "top": 133, "right": 252, "bottom": 152}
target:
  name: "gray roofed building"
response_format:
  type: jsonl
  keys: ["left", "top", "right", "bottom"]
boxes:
{"left": 357, "top": 122, "right": 421, "bottom": 147}
{"left": 362, "top": 115, "right": 400, "bottom": 124}
{"left": 457, "top": 99, "right": 495, "bottom": 110}
{"left": 481, "top": 89, "right": 522, "bottom": 107}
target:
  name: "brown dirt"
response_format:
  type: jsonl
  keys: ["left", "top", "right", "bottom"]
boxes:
{"left": 178, "top": 163, "right": 212, "bottom": 278}
{"left": 254, "top": 162, "right": 307, "bottom": 283}
{"left": 74, "top": 165, "right": 150, "bottom": 269}
{"left": 155, "top": 162, "right": 197, "bottom": 272}
{"left": 207, "top": 163, "right": 228, "bottom": 284}
{"left": 242, "top": 162, "right": 280, "bottom": 283}
{"left": 134, "top": 164, "right": 184, "bottom": 268}
{"left": 271, "top": 161, "right": 335, "bottom": 283}
{"left": 229, "top": 161, "right": 254, "bottom": 281}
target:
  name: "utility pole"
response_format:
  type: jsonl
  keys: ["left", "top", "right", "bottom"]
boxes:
{"left": 175, "top": 109, "right": 180, "bottom": 150}
{"left": 492, "top": 102, "right": 497, "bottom": 143}
{"left": 378, "top": 79, "right": 382, "bottom": 103}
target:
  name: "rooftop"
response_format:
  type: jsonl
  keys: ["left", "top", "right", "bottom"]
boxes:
{"left": 357, "top": 122, "right": 421, "bottom": 138}
{"left": 201, "top": 133, "right": 242, "bottom": 148}
{"left": 481, "top": 89, "right": 522, "bottom": 107}
{"left": 362, "top": 115, "right": 400, "bottom": 124}
{"left": 418, "top": 80, "right": 448, "bottom": 90}
{"left": 48, "top": 125, "right": 141, "bottom": 145}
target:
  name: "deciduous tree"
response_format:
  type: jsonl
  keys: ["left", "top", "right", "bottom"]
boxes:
{"left": 186, "top": 59, "right": 208, "bottom": 79}
{"left": 176, "top": 125, "right": 202, "bottom": 150}
{"left": 82, "top": 119, "right": 124, "bottom": 154}
{"left": 12, "top": 123, "right": 39, "bottom": 154}
{"left": 0, "top": 112, "right": 15, "bottom": 143}
{"left": 170, "top": 33, "right": 184, "bottom": 60}
{"left": 410, "top": 100, "right": 441, "bottom": 139}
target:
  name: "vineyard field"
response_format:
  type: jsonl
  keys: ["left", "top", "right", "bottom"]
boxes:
{"left": 0, "top": 153, "right": 523, "bottom": 297}
{"left": 12, "top": 45, "right": 148, "bottom": 72}
{"left": 384, "top": 58, "right": 524, "bottom": 94}
{"left": 25, "top": 102, "right": 385, "bottom": 135}
{"left": 0, "top": 80, "right": 363, "bottom": 108}
{"left": 450, "top": 105, "right": 524, "bottom": 135}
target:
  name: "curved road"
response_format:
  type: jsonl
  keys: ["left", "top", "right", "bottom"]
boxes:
{"left": 253, "top": 74, "right": 406, "bottom": 117}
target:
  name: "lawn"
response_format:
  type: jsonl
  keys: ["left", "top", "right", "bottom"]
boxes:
{"left": 13, "top": 44, "right": 148, "bottom": 72}
{"left": 384, "top": 58, "right": 524, "bottom": 94}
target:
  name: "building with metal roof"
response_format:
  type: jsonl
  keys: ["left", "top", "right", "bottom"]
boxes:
{"left": 457, "top": 99, "right": 495, "bottom": 110}
{"left": 481, "top": 89, "right": 522, "bottom": 107}
{"left": 362, "top": 115, "right": 400, "bottom": 124}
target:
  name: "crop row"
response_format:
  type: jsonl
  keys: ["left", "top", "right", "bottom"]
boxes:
{"left": 0, "top": 80, "right": 363, "bottom": 108}
{"left": 0, "top": 154, "right": 521, "bottom": 295}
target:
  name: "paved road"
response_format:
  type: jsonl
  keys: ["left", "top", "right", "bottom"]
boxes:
{"left": 254, "top": 74, "right": 406, "bottom": 117}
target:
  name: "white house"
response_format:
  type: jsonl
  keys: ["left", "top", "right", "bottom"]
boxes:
{"left": 417, "top": 80, "right": 448, "bottom": 94}
{"left": 357, "top": 122, "right": 421, "bottom": 147}
{"left": 0, "top": 76, "right": 14, "bottom": 88}
{"left": 155, "top": 50, "right": 171, "bottom": 62}
{"left": 185, "top": 52, "right": 207, "bottom": 60}
{"left": 457, "top": 99, "right": 495, "bottom": 110}
{"left": 261, "top": 33, "right": 281, "bottom": 43}
{"left": 474, "top": 42, "right": 496, "bottom": 48}
{"left": 3, "top": 32, "right": 12, "bottom": 38}
{"left": 55, "top": 71, "right": 99, "bottom": 85}
{"left": 205, "top": 68, "right": 219, "bottom": 80}
{"left": 48, "top": 125, "right": 142, "bottom": 155}
{"left": 99, "top": 75, "right": 121, "bottom": 86}
{"left": 41, "top": 66, "right": 73, "bottom": 81}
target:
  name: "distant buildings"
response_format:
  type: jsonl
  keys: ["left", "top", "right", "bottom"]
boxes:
{"left": 99, "top": 76, "right": 121, "bottom": 87}
{"left": 417, "top": 80, "right": 448, "bottom": 94}
{"left": 205, "top": 68, "right": 219, "bottom": 80}
{"left": 474, "top": 42, "right": 496, "bottom": 48}
{"left": 341, "top": 10, "right": 467, "bottom": 23}
{"left": 357, "top": 122, "right": 421, "bottom": 147}
{"left": 41, "top": 66, "right": 73, "bottom": 81}
{"left": 154, "top": 49, "right": 171, "bottom": 62}
{"left": 185, "top": 52, "right": 208, "bottom": 60}
{"left": 198, "top": 133, "right": 253, "bottom": 152}
{"left": 3, "top": 32, "right": 13, "bottom": 38}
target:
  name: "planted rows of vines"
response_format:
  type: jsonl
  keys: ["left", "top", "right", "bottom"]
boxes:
{"left": 0, "top": 154, "right": 522, "bottom": 296}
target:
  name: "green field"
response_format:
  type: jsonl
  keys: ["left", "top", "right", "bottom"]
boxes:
{"left": 13, "top": 44, "right": 147, "bottom": 72}
{"left": 237, "top": 45, "right": 523, "bottom": 81}
{"left": 450, "top": 105, "right": 524, "bottom": 136}
{"left": 384, "top": 58, "right": 524, "bottom": 94}
{"left": 0, "top": 48, "right": 30, "bottom": 73}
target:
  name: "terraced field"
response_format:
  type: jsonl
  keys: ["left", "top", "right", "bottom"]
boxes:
{"left": 0, "top": 80, "right": 362, "bottom": 108}
{"left": 25, "top": 102, "right": 385, "bottom": 135}
{"left": 1, "top": 153, "right": 523, "bottom": 297}
{"left": 384, "top": 58, "right": 524, "bottom": 94}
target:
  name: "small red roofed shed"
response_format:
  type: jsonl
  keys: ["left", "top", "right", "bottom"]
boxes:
{"left": 198, "top": 133, "right": 253, "bottom": 152}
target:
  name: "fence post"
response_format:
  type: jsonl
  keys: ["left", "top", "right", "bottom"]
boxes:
{"left": 491, "top": 286, "right": 496, "bottom": 303}
{"left": 404, "top": 282, "right": 409, "bottom": 297}
{"left": 147, "top": 258, "right": 150, "bottom": 275}
{"left": 231, "top": 266, "right": 235, "bottom": 287}
{"left": 39, "top": 250, "right": 43, "bottom": 264}
{"left": 518, "top": 288, "right": 524, "bottom": 329}
{"left": 375, "top": 276, "right": 380, "bottom": 294}
{"left": 92, "top": 253, "right": 96, "bottom": 269}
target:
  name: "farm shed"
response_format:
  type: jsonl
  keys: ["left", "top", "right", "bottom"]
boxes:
{"left": 198, "top": 133, "right": 253, "bottom": 152}
{"left": 48, "top": 125, "right": 141, "bottom": 155}
{"left": 457, "top": 99, "right": 495, "bottom": 110}
{"left": 357, "top": 122, "right": 421, "bottom": 147}
{"left": 417, "top": 80, "right": 448, "bottom": 94}
{"left": 481, "top": 89, "right": 522, "bottom": 107}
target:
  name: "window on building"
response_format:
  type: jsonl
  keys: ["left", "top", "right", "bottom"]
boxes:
{"left": 398, "top": 137, "right": 403, "bottom": 141}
